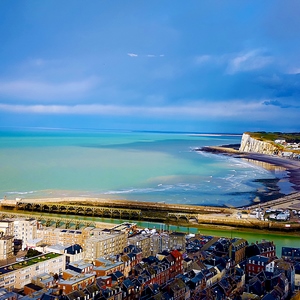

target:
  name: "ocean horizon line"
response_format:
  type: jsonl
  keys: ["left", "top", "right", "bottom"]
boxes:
{"left": 0, "top": 125, "right": 243, "bottom": 136}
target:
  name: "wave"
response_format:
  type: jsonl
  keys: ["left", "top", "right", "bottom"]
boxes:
{"left": 6, "top": 190, "right": 36, "bottom": 195}
{"left": 103, "top": 185, "right": 176, "bottom": 195}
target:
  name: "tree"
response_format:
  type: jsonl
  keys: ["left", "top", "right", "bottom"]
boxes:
{"left": 25, "top": 248, "right": 42, "bottom": 258}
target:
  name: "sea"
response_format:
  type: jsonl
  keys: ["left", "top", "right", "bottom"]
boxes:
{"left": 0, "top": 128, "right": 292, "bottom": 207}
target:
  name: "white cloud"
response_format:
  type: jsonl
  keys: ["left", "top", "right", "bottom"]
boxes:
{"left": 195, "top": 50, "right": 273, "bottom": 74}
{"left": 127, "top": 53, "right": 138, "bottom": 57}
{"left": 128, "top": 53, "right": 165, "bottom": 58}
{"left": 0, "top": 99, "right": 296, "bottom": 122}
{"left": 286, "top": 67, "right": 300, "bottom": 74}
{"left": 195, "top": 55, "right": 213, "bottom": 64}
{"left": 0, "top": 77, "right": 99, "bottom": 101}
{"left": 227, "top": 50, "right": 273, "bottom": 74}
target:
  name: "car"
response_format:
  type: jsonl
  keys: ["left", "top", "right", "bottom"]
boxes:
{"left": 16, "top": 257, "right": 25, "bottom": 262}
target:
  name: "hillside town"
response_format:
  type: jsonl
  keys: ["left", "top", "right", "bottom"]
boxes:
{"left": 0, "top": 218, "right": 300, "bottom": 300}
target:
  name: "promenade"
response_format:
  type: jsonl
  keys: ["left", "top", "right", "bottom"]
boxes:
{"left": 2, "top": 192, "right": 300, "bottom": 232}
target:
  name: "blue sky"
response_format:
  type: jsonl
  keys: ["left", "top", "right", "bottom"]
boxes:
{"left": 0, "top": 1, "right": 299, "bottom": 133}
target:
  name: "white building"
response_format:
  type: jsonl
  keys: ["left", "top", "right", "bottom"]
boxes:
{"left": 13, "top": 218, "right": 38, "bottom": 250}
{"left": 0, "top": 252, "right": 65, "bottom": 290}
{"left": 0, "top": 220, "right": 14, "bottom": 236}
{"left": 274, "top": 139, "right": 286, "bottom": 144}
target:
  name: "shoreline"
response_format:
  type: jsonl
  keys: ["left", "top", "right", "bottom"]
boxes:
{"left": 2, "top": 147, "right": 299, "bottom": 209}
{"left": 198, "top": 146, "right": 300, "bottom": 206}
{"left": 1, "top": 146, "right": 299, "bottom": 215}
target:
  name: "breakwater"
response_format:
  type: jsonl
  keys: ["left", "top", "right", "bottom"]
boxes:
{"left": 1, "top": 194, "right": 300, "bottom": 233}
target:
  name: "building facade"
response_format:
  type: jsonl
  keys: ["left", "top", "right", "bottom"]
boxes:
{"left": 0, "top": 220, "right": 14, "bottom": 260}
{"left": 13, "top": 218, "right": 37, "bottom": 250}
{"left": 0, "top": 252, "right": 65, "bottom": 290}
{"left": 84, "top": 231, "right": 127, "bottom": 261}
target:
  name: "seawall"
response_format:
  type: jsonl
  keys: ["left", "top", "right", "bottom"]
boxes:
{"left": 2, "top": 194, "right": 300, "bottom": 233}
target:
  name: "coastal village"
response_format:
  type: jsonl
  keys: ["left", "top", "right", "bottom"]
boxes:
{"left": 1, "top": 0, "right": 300, "bottom": 296}
{"left": 0, "top": 132, "right": 299, "bottom": 299}
{"left": 0, "top": 211, "right": 300, "bottom": 300}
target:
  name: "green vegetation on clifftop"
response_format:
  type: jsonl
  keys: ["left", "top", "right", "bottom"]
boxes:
{"left": 246, "top": 132, "right": 300, "bottom": 143}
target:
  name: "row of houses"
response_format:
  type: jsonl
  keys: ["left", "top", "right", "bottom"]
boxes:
{"left": 0, "top": 218, "right": 186, "bottom": 264}
{"left": 1, "top": 218, "right": 300, "bottom": 299}
{"left": 1, "top": 237, "right": 297, "bottom": 299}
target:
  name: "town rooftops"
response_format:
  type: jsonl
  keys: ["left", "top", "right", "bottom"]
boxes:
{"left": 69, "top": 259, "right": 92, "bottom": 270}
{"left": 93, "top": 258, "right": 123, "bottom": 270}
{"left": 32, "top": 273, "right": 53, "bottom": 285}
{"left": 59, "top": 273, "right": 95, "bottom": 285}
{"left": 0, "top": 288, "right": 20, "bottom": 300}
{"left": 46, "top": 244, "right": 67, "bottom": 251}
{"left": 65, "top": 244, "right": 83, "bottom": 254}
{"left": 248, "top": 255, "right": 270, "bottom": 263}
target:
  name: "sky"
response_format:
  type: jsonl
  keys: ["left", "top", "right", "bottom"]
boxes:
{"left": 0, "top": 0, "right": 299, "bottom": 133}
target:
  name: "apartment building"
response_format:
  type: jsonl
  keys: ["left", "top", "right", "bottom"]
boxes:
{"left": 151, "top": 233, "right": 170, "bottom": 255}
{"left": 169, "top": 232, "right": 186, "bottom": 252}
{"left": 0, "top": 252, "right": 65, "bottom": 290}
{"left": 0, "top": 220, "right": 14, "bottom": 236}
{"left": 0, "top": 221, "right": 14, "bottom": 260}
{"left": 128, "top": 233, "right": 151, "bottom": 258}
{"left": 231, "top": 238, "right": 248, "bottom": 264}
{"left": 0, "top": 236, "right": 14, "bottom": 261}
{"left": 84, "top": 231, "right": 127, "bottom": 261}
{"left": 13, "top": 218, "right": 37, "bottom": 250}
{"left": 37, "top": 227, "right": 93, "bottom": 248}
{"left": 45, "top": 244, "right": 84, "bottom": 265}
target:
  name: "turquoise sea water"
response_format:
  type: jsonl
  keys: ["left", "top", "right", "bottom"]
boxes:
{"left": 0, "top": 128, "right": 290, "bottom": 207}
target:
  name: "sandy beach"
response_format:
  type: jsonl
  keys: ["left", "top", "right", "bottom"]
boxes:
{"left": 201, "top": 146, "right": 300, "bottom": 188}
{"left": 239, "top": 153, "right": 300, "bottom": 192}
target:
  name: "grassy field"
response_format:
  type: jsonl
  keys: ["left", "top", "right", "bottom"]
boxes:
{"left": 247, "top": 132, "right": 300, "bottom": 143}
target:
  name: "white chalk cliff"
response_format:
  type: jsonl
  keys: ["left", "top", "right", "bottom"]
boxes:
{"left": 239, "top": 133, "right": 279, "bottom": 155}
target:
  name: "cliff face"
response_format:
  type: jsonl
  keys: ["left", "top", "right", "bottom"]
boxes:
{"left": 239, "top": 133, "right": 279, "bottom": 155}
